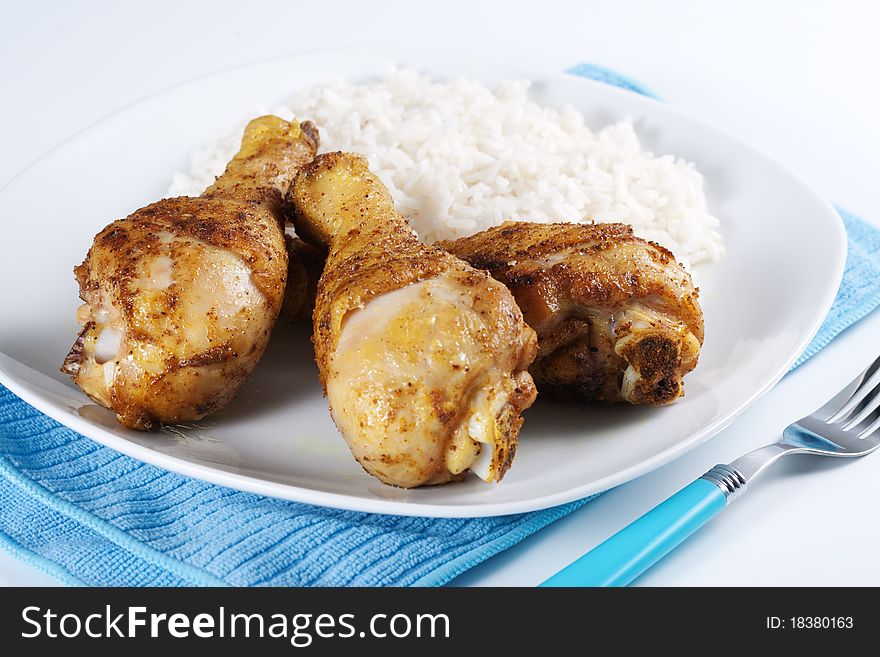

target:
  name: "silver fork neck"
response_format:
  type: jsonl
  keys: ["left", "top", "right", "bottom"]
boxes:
{"left": 703, "top": 442, "right": 798, "bottom": 501}
{"left": 729, "top": 443, "right": 794, "bottom": 483}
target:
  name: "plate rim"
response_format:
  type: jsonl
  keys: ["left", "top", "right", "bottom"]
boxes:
{"left": 0, "top": 47, "right": 847, "bottom": 517}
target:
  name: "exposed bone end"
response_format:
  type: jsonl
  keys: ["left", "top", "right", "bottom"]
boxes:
{"left": 467, "top": 402, "right": 520, "bottom": 483}
{"left": 463, "top": 409, "right": 495, "bottom": 481}
{"left": 444, "top": 403, "right": 496, "bottom": 481}
{"left": 446, "top": 380, "right": 533, "bottom": 485}
{"left": 442, "top": 384, "right": 526, "bottom": 484}
{"left": 445, "top": 422, "right": 482, "bottom": 476}
{"left": 61, "top": 322, "right": 92, "bottom": 377}
{"left": 611, "top": 303, "right": 702, "bottom": 405}
{"left": 615, "top": 323, "right": 700, "bottom": 406}
{"left": 469, "top": 444, "right": 494, "bottom": 482}
{"left": 94, "top": 326, "right": 123, "bottom": 364}
{"left": 487, "top": 403, "right": 520, "bottom": 481}
{"left": 617, "top": 332, "right": 682, "bottom": 404}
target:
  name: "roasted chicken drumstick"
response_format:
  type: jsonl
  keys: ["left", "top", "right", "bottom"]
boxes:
{"left": 62, "top": 116, "right": 319, "bottom": 429}
{"left": 287, "top": 153, "right": 537, "bottom": 488}
{"left": 439, "top": 222, "right": 703, "bottom": 405}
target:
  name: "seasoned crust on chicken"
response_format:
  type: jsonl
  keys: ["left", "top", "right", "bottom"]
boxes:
{"left": 439, "top": 222, "right": 703, "bottom": 405}
{"left": 62, "top": 117, "right": 319, "bottom": 429}
{"left": 286, "top": 153, "right": 537, "bottom": 488}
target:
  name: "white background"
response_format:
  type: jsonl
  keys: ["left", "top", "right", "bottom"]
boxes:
{"left": 2, "top": 0, "right": 879, "bottom": 586}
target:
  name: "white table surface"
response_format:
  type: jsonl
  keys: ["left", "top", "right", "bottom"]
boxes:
{"left": 2, "top": 0, "right": 879, "bottom": 587}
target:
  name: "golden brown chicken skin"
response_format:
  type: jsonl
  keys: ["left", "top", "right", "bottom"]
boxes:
{"left": 286, "top": 153, "right": 537, "bottom": 488}
{"left": 439, "top": 222, "right": 703, "bottom": 405}
{"left": 62, "top": 117, "right": 319, "bottom": 429}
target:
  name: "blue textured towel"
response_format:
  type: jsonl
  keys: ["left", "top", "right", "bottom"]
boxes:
{"left": 2, "top": 66, "right": 879, "bottom": 587}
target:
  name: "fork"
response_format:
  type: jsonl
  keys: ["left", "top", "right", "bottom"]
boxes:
{"left": 540, "top": 355, "right": 880, "bottom": 587}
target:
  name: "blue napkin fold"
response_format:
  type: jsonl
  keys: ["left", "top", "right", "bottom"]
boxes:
{"left": 2, "top": 66, "right": 879, "bottom": 587}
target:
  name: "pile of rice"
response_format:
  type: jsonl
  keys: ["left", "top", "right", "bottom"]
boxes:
{"left": 168, "top": 69, "right": 723, "bottom": 267}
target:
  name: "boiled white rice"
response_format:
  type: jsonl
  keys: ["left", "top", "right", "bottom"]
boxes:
{"left": 168, "top": 69, "right": 723, "bottom": 268}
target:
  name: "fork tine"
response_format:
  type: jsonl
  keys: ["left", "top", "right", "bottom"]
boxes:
{"left": 842, "top": 382, "right": 880, "bottom": 429}
{"left": 859, "top": 414, "right": 880, "bottom": 439}
{"left": 827, "top": 355, "right": 880, "bottom": 422}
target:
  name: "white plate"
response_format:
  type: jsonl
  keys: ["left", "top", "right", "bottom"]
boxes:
{"left": 0, "top": 48, "right": 845, "bottom": 517}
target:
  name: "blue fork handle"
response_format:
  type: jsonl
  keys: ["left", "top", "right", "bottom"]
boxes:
{"left": 540, "top": 479, "right": 727, "bottom": 587}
